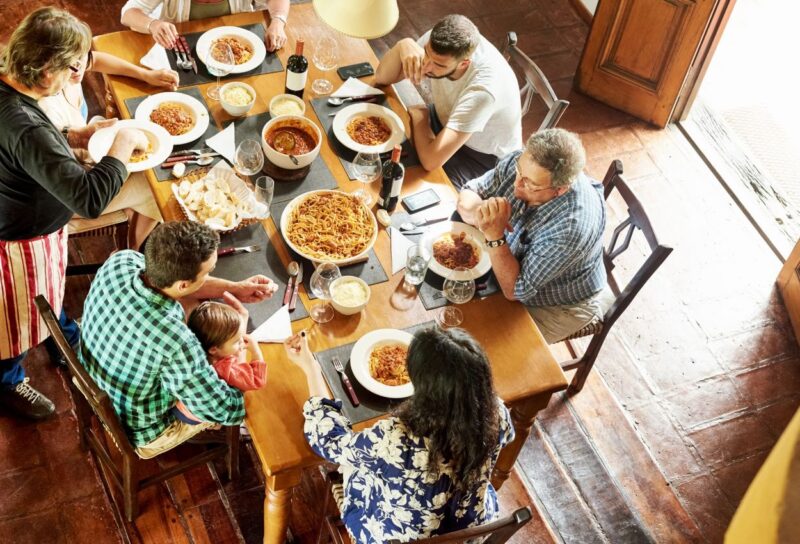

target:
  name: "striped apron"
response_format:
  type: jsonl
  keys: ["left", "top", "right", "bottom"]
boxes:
{"left": 0, "top": 228, "right": 68, "bottom": 359}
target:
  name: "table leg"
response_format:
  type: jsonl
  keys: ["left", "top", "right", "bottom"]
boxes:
{"left": 264, "top": 483, "right": 293, "bottom": 544}
{"left": 491, "top": 393, "right": 555, "bottom": 489}
{"left": 104, "top": 81, "right": 119, "bottom": 120}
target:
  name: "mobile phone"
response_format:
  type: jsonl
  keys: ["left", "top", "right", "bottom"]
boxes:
{"left": 337, "top": 62, "right": 375, "bottom": 80}
{"left": 402, "top": 188, "right": 441, "bottom": 214}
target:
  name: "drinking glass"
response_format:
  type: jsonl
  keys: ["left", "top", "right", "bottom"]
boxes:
{"left": 254, "top": 176, "right": 275, "bottom": 219}
{"left": 436, "top": 267, "right": 475, "bottom": 327}
{"left": 351, "top": 152, "right": 382, "bottom": 205}
{"left": 206, "top": 41, "right": 234, "bottom": 101}
{"left": 404, "top": 245, "right": 430, "bottom": 286}
{"left": 309, "top": 261, "right": 341, "bottom": 323}
{"left": 311, "top": 36, "right": 339, "bottom": 95}
{"left": 234, "top": 139, "right": 265, "bottom": 178}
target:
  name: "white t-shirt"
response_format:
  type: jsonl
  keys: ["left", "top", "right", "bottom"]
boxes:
{"left": 417, "top": 31, "right": 522, "bottom": 158}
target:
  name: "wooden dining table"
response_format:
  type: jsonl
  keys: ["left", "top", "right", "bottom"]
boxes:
{"left": 93, "top": 5, "right": 568, "bottom": 543}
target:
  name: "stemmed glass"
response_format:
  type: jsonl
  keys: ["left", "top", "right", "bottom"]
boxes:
{"left": 254, "top": 176, "right": 274, "bottom": 219}
{"left": 436, "top": 267, "right": 475, "bottom": 327}
{"left": 234, "top": 139, "right": 265, "bottom": 180}
{"left": 206, "top": 41, "right": 234, "bottom": 101}
{"left": 309, "top": 262, "right": 341, "bottom": 323}
{"left": 312, "top": 36, "right": 339, "bottom": 95}
{"left": 351, "top": 152, "right": 382, "bottom": 205}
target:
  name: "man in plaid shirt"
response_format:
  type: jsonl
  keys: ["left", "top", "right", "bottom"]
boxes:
{"left": 79, "top": 221, "right": 278, "bottom": 458}
{"left": 458, "top": 128, "right": 613, "bottom": 343}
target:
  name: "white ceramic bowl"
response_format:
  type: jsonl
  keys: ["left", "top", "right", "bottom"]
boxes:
{"left": 330, "top": 276, "right": 371, "bottom": 315}
{"left": 269, "top": 93, "right": 306, "bottom": 118}
{"left": 261, "top": 115, "right": 322, "bottom": 170}
{"left": 220, "top": 82, "right": 256, "bottom": 117}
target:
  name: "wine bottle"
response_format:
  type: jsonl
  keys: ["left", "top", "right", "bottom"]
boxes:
{"left": 285, "top": 39, "right": 308, "bottom": 98}
{"left": 378, "top": 145, "right": 404, "bottom": 212}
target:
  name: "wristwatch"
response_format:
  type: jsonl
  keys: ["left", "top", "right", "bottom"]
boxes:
{"left": 60, "top": 126, "right": 70, "bottom": 141}
{"left": 272, "top": 14, "right": 287, "bottom": 26}
{"left": 486, "top": 237, "right": 506, "bottom": 248}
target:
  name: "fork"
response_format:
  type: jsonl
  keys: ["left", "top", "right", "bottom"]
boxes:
{"left": 217, "top": 245, "right": 261, "bottom": 257}
{"left": 173, "top": 48, "right": 191, "bottom": 71}
{"left": 332, "top": 357, "right": 360, "bottom": 406}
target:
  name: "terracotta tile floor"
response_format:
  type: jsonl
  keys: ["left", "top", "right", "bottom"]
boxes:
{"left": 2, "top": 1, "right": 800, "bottom": 543}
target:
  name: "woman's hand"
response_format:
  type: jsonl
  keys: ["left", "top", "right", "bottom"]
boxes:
{"left": 143, "top": 68, "right": 179, "bottom": 90}
{"left": 68, "top": 118, "right": 117, "bottom": 149}
{"left": 265, "top": 18, "right": 287, "bottom": 52}
{"left": 284, "top": 332, "right": 315, "bottom": 369}
{"left": 149, "top": 19, "right": 179, "bottom": 49}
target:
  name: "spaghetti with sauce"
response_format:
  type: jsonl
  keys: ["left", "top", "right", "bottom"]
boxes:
{"left": 149, "top": 102, "right": 194, "bottom": 136}
{"left": 433, "top": 232, "right": 480, "bottom": 270}
{"left": 211, "top": 36, "right": 253, "bottom": 65}
{"left": 346, "top": 115, "right": 392, "bottom": 146}
{"left": 368, "top": 343, "right": 409, "bottom": 386}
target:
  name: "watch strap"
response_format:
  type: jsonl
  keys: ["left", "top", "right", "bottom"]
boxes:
{"left": 486, "top": 237, "right": 506, "bottom": 248}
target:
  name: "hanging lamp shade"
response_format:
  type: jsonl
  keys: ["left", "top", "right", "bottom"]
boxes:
{"left": 312, "top": 0, "right": 399, "bottom": 40}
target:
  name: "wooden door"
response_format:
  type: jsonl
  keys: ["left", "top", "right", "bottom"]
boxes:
{"left": 575, "top": 0, "right": 735, "bottom": 128}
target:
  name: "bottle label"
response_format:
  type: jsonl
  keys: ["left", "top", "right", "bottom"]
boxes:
{"left": 286, "top": 70, "right": 307, "bottom": 92}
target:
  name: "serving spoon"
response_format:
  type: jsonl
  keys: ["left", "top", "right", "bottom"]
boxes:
{"left": 273, "top": 132, "right": 300, "bottom": 165}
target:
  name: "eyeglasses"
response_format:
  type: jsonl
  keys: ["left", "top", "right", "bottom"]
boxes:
{"left": 514, "top": 157, "right": 554, "bottom": 193}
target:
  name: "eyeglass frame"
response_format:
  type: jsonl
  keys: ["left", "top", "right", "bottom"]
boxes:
{"left": 514, "top": 155, "right": 556, "bottom": 193}
{"left": 67, "top": 50, "right": 93, "bottom": 74}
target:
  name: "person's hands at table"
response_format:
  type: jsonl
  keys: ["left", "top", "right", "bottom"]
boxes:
{"left": 229, "top": 275, "right": 278, "bottom": 303}
{"left": 68, "top": 118, "right": 117, "bottom": 149}
{"left": 265, "top": 18, "right": 287, "bottom": 52}
{"left": 477, "top": 197, "right": 512, "bottom": 241}
{"left": 397, "top": 38, "right": 426, "bottom": 85}
{"left": 143, "top": 68, "right": 179, "bottom": 91}
{"left": 149, "top": 19, "right": 179, "bottom": 49}
{"left": 284, "top": 331, "right": 316, "bottom": 370}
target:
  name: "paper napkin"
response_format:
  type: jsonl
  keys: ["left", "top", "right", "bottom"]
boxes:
{"left": 140, "top": 44, "right": 171, "bottom": 71}
{"left": 389, "top": 227, "right": 417, "bottom": 275}
{"left": 331, "top": 77, "right": 384, "bottom": 98}
{"left": 251, "top": 305, "right": 293, "bottom": 343}
{"left": 206, "top": 122, "right": 236, "bottom": 164}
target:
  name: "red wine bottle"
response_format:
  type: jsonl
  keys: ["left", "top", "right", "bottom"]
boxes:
{"left": 378, "top": 145, "right": 404, "bottom": 212}
{"left": 285, "top": 39, "right": 308, "bottom": 98}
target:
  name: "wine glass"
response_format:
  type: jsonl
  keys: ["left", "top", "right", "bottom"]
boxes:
{"left": 436, "top": 267, "right": 475, "bottom": 327}
{"left": 234, "top": 139, "right": 265, "bottom": 179}
{"left": 254, "top": 176, "right": 274, "bottom": 219}
{"left": 351, "top": 152, "right": 382, "bottom": 205}
{"left": 309, "top": 262, "right": 341, "bottom": 323}
{"left": 206, "top": 41, "right": 234, "bottom": 101}
{"left": 311, "top": 36, "right": 339, "bottom": 95}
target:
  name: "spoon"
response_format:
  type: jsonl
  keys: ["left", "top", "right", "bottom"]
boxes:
{"left": 327, "top": 94, "right": 378, "bottom": 107}
{"left": 160, "top": 155, "right": 215, "bottom": 168}
{"left": 283, "top": 261, "right": 299, "bottom": 305}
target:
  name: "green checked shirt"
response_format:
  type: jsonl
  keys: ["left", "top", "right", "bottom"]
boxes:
{"left": 79, "top": 251, "right": 245, "bottom": 446}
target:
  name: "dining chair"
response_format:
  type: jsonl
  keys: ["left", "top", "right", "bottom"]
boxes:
{"left": 317, "top": 466, "right": 532, "bottom": 544}
{"left": 66, "top": 211, "right": 129, "bottom": 276}
{"left": 502, "top": 31, "right": 570, "bottom": 130}
{"left": 33, "top": 294, "right": 240, "bottom": 522}
{"left": 560, "top": 160, "right": 673, "bottom": 393}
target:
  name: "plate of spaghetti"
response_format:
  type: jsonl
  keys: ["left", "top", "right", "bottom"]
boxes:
{"left": 280, "top": 190, "right": 378, "bottom": 265}
{"left": 420, "top": 221, "right": 492, "bottom": 280}
{"left": 134, "top": 92, "right": 210, "bottom": 145}
{"left": 88, "top": 119, "right": 172, "bottom": 173}
{"left": 196, "top": 26, "right": 266, "bottom": 74}
{"left": 332, "top": 103, "right": 406, "bottom": 154}
{"left": 350, "top": 329, "right": 414, "bottom": 398}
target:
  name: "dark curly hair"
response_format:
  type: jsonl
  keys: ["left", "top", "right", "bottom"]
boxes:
{"left": 144, "top": 221, "right": 219, "bottom": 289}
{"left": 394, "top": 327, "right": 500, "bottom": 491}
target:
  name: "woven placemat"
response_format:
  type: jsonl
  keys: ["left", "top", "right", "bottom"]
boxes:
{"left": 315, "top": 321, "right": 436, "bottom": 424}
{"left": 168, "top": 23, "right": 283, "bottom": 87}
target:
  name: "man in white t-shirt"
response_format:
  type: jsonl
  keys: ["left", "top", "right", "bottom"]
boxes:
{"left": 376, "top": 14, "right": 522, "bottom": 187}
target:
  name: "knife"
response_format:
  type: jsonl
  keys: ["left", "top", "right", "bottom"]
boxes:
{"left": 178, "top": 35, "right": 198, "bottom": 74}
{"left": 288, "top": 264, "right": 303, "bottom": 312}
{"left": 162, "top": 152, "right": 220, "bottom": 164}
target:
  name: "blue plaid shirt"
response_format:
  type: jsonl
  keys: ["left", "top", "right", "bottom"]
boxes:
{"left": 465, "top": 152, "right": 607, "bottom": 307}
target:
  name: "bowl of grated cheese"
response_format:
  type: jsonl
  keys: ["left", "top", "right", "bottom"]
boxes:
{"left": 330, "top": 276, "right": 370, "bottom": 315}
{"left": 220, "top": 82, "right": 256, "bottom": 117}
{"left": 269, "top": 93, "right": 305, "bottom": 118}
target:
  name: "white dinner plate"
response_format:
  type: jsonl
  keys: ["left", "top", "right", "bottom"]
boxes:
{"left": 195, "top": 26, "right": 267, "bottom": 74}
{"left": 332, "top": 103, "right": 406, "bottom": 154}
{"left": 419, "top": 221, "right": 492, "bottom": 280}
{"left": 134, "top": 92, "right": 210, "bottom": 145}
{"left": 350, "top": 329, "right": 414, "bottom": 399}
{"left": 87, "top": 119, "right": 173, "bottom": 173}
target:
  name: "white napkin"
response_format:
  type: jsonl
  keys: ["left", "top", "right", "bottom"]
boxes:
{"left": 251, "top": 305, "right": 293, "bottom": 343}
{"left": 331, "top": 77, "right": 384, "bottom": 98}
{"left": 140, "top": 44, "right": 171, "bottom": 71}
{"left": 389, "top": 227, "right": 417, "bottom": 275}
{"left": 206, "top": 123, "right": 236, "bottom": 164}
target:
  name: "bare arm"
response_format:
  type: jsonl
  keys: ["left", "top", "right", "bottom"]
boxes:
{"left": 408, "top": 106, "right": 472, "bottom": 171}
{"left": 265, "top": 0, "right": 289, "bottom": 51}
{"left": 189, "top": 275, "right": 278, "bottom": 304}
{"left": 476, "top": 198, "right": 519, "bottom": 300}
{"left": 285, "top": 332, "right": 329, "bottom": 398}
{"left": 457, "top": 188, "right": 484, "bottom": 226}
{"left": 90, "top": 51, "right": 178, "bottom": 90}
{"left": 375, "top": 38, "right": 425, "bottom": 86}
{"left": 121, "top": 6, "right": 179, "bottom": 48}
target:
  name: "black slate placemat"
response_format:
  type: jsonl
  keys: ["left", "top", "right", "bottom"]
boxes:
{"left": 315, "top": 321, "right": 436, "bottom": 424}
{"left": 224, "top": 112, "right": 338, "bottom": 202}
{"left": 212, "top": 223, "right": 309, "bottom": 325}
{"left": 169, "top": 23, "right": 283, "bottom": 86}
{"left": 309, "top": 97, "right": 421, "bottom": 180}
{"left": 124, "top": 87, "right": 222, "bottom": 181}
{"left": 270, "top": 197, "right": 389, "bottom": 298}
{"left": 417, "top": 269, "right": 500, "bottom": 310}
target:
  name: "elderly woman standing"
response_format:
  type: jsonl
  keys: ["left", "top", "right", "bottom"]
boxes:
{"left": 0, "top": 7, "right": 148, "bottom": 420}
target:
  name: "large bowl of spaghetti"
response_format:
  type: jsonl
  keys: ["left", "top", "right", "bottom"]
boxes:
{"left": 350, "top": 329, "right": 414, "bottom": 399}
{"left": 280, "top": 190, "right": 377, "bottom": 265}
{"left": 332, "top": 102, "right": 406, "bottom": 154}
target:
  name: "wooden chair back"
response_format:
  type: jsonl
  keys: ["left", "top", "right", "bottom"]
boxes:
{"left": 502, "top": 31, "right": 569, "bottom": 130}
{"left": 66, "top": 211, "right": 129, "bottom": 276}
{"left": 561, "top": 160, "right": 674, "bottom": 392}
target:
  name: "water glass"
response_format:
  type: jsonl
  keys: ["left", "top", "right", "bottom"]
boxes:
{"left": 254, "top": 176, "right": 274, "bottom": 219}
{"left": 311, "top": 36, "right": 339, "bottom": 95}
{"left": 404, "top": 245, "right": 430, "bottom": 286}
{"left": 436, "top": 267, "right": 475, "bottom": 327}
{"left": 309, "top": 262, "right": 341, "bottom": 323}
{"left": 234, "top": 139, "right": 265, "bottom": 177}
{"left": 206, "top": 42, "right": 234, "bottom": 101}
{"left": 351, "top": 152, "right": 382, "bottom": 205}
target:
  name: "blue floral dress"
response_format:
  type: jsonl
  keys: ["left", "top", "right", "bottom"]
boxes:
{"left": 303, "top": 397, "right": 515, "bottom": 543}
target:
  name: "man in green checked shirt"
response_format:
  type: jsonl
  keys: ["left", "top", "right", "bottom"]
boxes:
{"left": 79, "top": 221, "right": 278, "bottom": 458}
